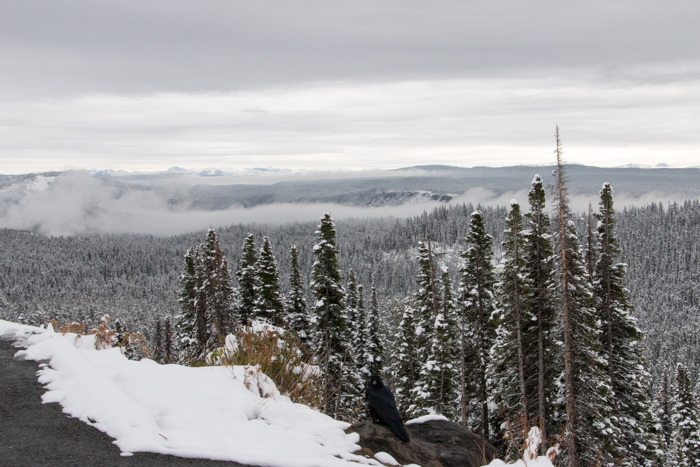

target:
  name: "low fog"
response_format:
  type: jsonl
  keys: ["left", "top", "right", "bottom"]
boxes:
{"left": 1, "top": 170, "right": 695, "bottom": 236}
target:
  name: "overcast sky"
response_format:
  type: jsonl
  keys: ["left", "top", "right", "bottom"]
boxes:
{"left": 1, "top": 1, "right": 699, "bottom": 174}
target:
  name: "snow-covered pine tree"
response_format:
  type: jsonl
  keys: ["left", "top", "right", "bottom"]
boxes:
{"left": 345, "top": 269, "right": 362, "bottom": 371}
{"left": 253, "top": 235, "right": 285, "bottom": 326}
{"left": 414, "top": 240, "right": 441, "bottom": 364}
{"left": 551, "top": 127, "right": 615, "bottom": 466}
{"left": 201, "top": 227, "right": 236, "bottom": 347}
{"left": 669, "top": 364, "right": 700, "bottom": 466}
{"left": 366, "top": 283, "right": 384, "bottom": 377}
{"left": 413, "top": 268, "right": 459, "bottom": 419}
{"left": 285, "top": 245, "right": 310, "bottom": 346}
{"left": 236, "top": 233, "right": 258, "bottom": 325}
{"left": 523, "top": 175, "right": 559, "bottom": 450}
{"left": 174, "top": 247, "right": 207, "bottom": 363}
{"left": 310, "top": 213, "right": 362, "bottom": 420}
{"left": 459, "top": 210, "right": 496, "bottom": 438}
{"left": 593, "top": 183, "right": 660, "bottom": 466}
{"left": 394, "top": 301, "right": 420, "bottom": 419}
{"left": 488, "top": 200, "right": 533, "bottom": 451}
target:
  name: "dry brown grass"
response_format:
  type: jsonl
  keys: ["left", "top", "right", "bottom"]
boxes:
{"left": 215, "top": 326, "right": 323, "bottom": 408}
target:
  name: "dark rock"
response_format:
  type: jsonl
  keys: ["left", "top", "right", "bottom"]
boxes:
{"left": 348, "top": 419, "right": 498, "bottom": 467}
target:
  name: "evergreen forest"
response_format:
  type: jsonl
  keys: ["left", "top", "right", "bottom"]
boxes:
{"left": 2, "top": 160, "right": 700, "bottom": 465}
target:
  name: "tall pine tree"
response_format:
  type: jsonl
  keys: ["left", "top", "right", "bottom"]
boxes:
{"left": 286, "top": 245, "right": 310, "bottom": 346}
{"left": 488, "top": 200, "right": 533, "bottom": 451}
{"left": 459, "top": 210, "right": 496, "bottom": 438}
{"left": 310, "top": 213, "right": 362, "bottom": 420}
{"left": 201, "top": 227, "right": 235, "bottom": 346}
{"left": 593, "top": 183, "right": 660, "bottom": 466}
{"left": 253, "top": 235, "right": 285, "bottom": 326}
{"left": 551, "top": 127, "right": 615, "bottom": 466}
{"left": 236, "top": 233, "right": 257, "bottom": 325}
{"left": 524, "top": 175, "right": 559, "bottom": 450}
{"left": 414, "top": 240, "right": 441, "bottom": 365}
{"left": 394, "top": 301, "right": 420, "bottom": 419}
{"left": 413, "top": 268, "right": 459, "bottom": 419}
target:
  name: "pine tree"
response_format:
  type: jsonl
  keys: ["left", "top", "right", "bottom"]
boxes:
{"left": 524, "top": 175, "right": 559, "bottom": 449}
{"left": 201, "top": 227, "right": 235, "bottom": 347}
{"left": 413, "top": 268, "right": 459, "bottom": 419}
{"left": 253, "top": 236, "right": 285, "bottom": 326}
{"left": 551, "top": 127, "right": 615, "bottom": 466}
{"left": 174, "top": 247, "right": 206, "bottom": 363}
{"left": 366, "top": 283, "right": 384, "bottom": 377}
{"left": 286, "top": 245, "right": 310, "bottom": 346}
{"left": 669, "top": 364, "right": 700, "bottom": 466}
{"left": 488, "top": 200, "right": 533, "bottom": 449}
{"left": 459, "top": 210, "right": 496, "bottom": 438}
{"left": 236, "top": 233, "right": 258, "bottom": 325}
{"left": 593, "top": 183, "right": 660, "bottom": 466}
{"left": 414, "top": 240, "right": 440, "bottom": 364}
{"left": 394, "top": 301, "right": 420, "bottom": 419}
{"left": 310, "top": 213, "right": 362, "bottom": 420}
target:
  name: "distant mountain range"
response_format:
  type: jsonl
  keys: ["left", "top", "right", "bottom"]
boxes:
{"left": 2, "top": 165, "right": 699, "bottom": 213}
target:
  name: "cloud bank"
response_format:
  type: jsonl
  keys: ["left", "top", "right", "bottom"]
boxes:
{"left": 0, "top": 172, "right": 692, "bottom": 236}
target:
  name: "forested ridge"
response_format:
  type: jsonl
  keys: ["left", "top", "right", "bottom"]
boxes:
{"left": 1, "top": 199, "right": 699, "bottom": 387}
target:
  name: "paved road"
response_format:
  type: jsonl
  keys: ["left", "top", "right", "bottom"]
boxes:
{"left": 0, "top": 337, "right": 250, "bottom": 467}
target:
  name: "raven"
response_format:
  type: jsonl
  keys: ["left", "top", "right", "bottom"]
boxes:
{"left": 365, "top": 375, "right": 410, "bottom": 442}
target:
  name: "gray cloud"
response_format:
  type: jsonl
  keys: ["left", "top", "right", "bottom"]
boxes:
{"left": 1, "top": 1, "right": 699, "bottom": 96}
{"left": 0, "top": 171, "right": 692, "bottom": 236}
{"left": 1, "top": 1, "right": 699, "bottom": 173}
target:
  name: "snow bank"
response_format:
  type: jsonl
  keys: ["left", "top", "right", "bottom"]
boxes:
{"left": 405, "top": 413, "right": 449, "bottom": 425}
{"left": 1, "top": 320, "right": 386, "bottom": 467}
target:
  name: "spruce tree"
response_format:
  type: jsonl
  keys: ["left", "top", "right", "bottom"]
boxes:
{"left": 414, "top": 240, "right": 440, "bottom": 364}
{"left": 366, "top": 283, "right": 384, "bottom": 377}
{"left": 253, "top": 236, "right": 285, "bottom": 327}
{"left": 310, "top": 213, "right": 362, "bottom": 420}
{"left": 459, "top": 210, "right": 496, "bottom": 438}
{"left": 394, "top": 302, "right": 420, "bottom": 419}
{"left": 236, "top": 233, "right": 258, "bottom": 325}
{"left": 669, "top": 364, "right": 700, "bottom": 466}
{"left": 488, "top": 200, "right": 533, "bottom": 449}
{"left": 201, "top": 227, "right": 235, "bottom": 346}
{"left": 286, "top": 245, "right": 310, "bottom": 346}
{"left": 594, "top": 183, "right": 660, "bottom": 466}
{"left": 413, "top": 268, "right": 459, "bottom": 419}
{"left": 551, "top": 127, "right": 615, "bottom": 466}
{"left": 524, "top": 175, "right": 559, "bottom": 449}
{"left": 174, "top": 247, "right": 205, "bottom": 363}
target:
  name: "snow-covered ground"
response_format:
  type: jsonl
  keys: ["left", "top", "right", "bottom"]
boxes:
{"left": 1, "top": 319, "right": 552, "bottom": 467}
{"left": 0, "top": 320, "right": 386, "bottom": 467}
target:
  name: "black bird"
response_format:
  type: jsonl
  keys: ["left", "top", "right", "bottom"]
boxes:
{"left": 365, "top": 375, "right": 410, "bottom": 442}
